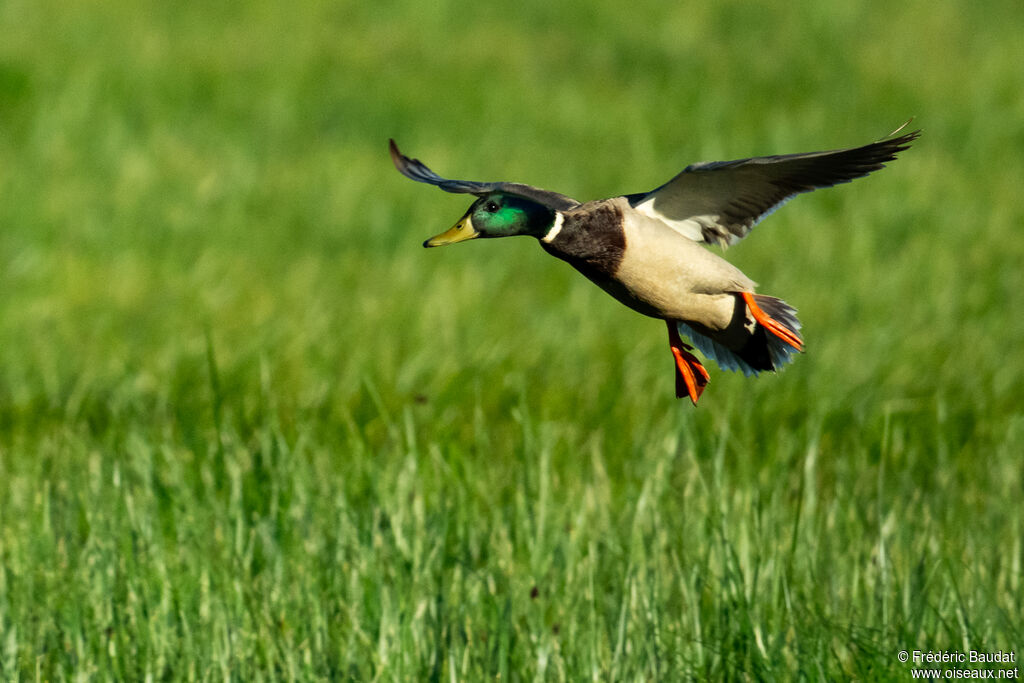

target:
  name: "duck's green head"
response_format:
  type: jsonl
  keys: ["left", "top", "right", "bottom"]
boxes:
{"left": 424, "top": 193, "right": 555, "bottom": 247}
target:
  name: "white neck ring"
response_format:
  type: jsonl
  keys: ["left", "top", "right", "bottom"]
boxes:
{"left": 541, "top": 212, "right": 564, "bottom": 243}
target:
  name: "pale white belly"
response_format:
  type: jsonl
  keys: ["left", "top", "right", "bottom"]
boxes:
{"left": 613, "top": 212, "right": 755, "bottom": 329}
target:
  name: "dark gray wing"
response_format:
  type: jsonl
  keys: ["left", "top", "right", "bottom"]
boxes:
{"left": 627, "top": 128, "right": 920, "bottom": 248}
{"left": 389, "top": 139, "right": 580, "bottom": 211}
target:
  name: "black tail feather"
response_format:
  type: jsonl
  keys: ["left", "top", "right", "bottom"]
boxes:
{"left": 676, "top": 294, "right": 803, "bottom": 376}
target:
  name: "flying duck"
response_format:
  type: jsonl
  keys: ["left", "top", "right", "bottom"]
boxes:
{"left": 390, "top": 127, "right": 918, "bottom": 404}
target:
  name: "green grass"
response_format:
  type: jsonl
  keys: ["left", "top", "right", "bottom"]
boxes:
{"left": 1, "top": 0, "right": 1023, "bottom": 679}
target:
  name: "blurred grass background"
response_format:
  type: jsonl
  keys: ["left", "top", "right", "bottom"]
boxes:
{"left": 1, "top": 0, "right": 1022, "bottom": 678}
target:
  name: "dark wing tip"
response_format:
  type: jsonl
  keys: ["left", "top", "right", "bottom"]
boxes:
{"left": 388, "top": 139, "right": 493, "bottom": 195}
{"left": 388, "top": 138, "right": 580, "bottom": 208}
{"left": 878, "top": 125, "right": 921, "bottom": 155}
{"left": 871, "top": 121, "right": 921, "bottom": 161}
{"left": 388, "top": 138, "right": 449, "bottom": 187}
{"left": 388, "top": 138, "right": 402, "bottom": 168}
{"left": 785, "top": 126, "right": 921, "bottom": 188}
{"left": 388, "top": 138, "right": 421, "bottom": 177}
{"left": 843, "top": 127, "right": 920, "bottom": 178}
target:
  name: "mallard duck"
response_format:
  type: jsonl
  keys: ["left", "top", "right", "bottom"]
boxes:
{"left": 390, "top": 127, "right": 918, "bottom": 404}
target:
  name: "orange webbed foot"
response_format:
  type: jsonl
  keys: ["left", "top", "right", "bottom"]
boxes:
{"left": 740, "top": 291, "right": 803, "bottom": 352}
{"left": 667, "top": 321, "right": 710, "bottom": 405}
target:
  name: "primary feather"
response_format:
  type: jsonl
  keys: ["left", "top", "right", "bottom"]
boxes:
{"left": 389, "top": 139, "right": 579, "bottom": 211}
{"left": 628, "top": 129, "right": 920, "bottom": 247}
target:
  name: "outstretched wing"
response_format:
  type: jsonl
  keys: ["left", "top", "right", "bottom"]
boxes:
{"left": 627, "top": 127, "right": 920, "bottom": 248}
{"left": 389, "top": 139, "right": 580, "bottom": 211}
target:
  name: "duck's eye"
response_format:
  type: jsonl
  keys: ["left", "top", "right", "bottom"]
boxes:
{"left": 484, "top": 201, "right": 499, "bottom": 213}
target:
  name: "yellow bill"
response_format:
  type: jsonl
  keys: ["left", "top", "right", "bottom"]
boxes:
{"left": 423, "top": 215, "right": 480, "bottom": 248}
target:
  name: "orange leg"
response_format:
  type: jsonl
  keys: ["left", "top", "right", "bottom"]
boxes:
{"left": 740, "top": 292, "right": 803, "bottom": 351}
{"left": 667, "top": 321, "right": 710, "bottom": 405}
